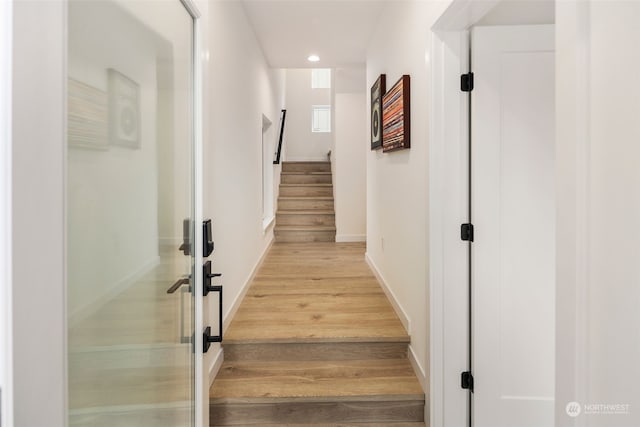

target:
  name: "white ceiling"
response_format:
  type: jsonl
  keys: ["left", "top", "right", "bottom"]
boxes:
{"left": 241, "top": 0, "right": 388, "bottom": 68}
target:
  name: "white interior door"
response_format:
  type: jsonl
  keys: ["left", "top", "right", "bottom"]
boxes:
{"left": 471, "top": 25, "right": 555, "bottom": 427}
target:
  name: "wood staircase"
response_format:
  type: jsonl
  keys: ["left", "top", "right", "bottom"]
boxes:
{"left": 275, "top": 162, "right": 336, "bottom": 243}
{"left": 210, "top": 243, "right": 425, "bottom": 426}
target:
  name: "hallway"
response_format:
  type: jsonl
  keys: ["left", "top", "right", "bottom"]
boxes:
{"left": 210, "top": 242, "right": 424, "bottom": 425}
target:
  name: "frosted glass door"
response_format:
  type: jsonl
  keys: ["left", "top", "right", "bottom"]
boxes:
{"left": 66, "top": 1, "right": 195, "bottom": 425}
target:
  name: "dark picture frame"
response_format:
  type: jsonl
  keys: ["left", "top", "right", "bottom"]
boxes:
{"left": 382, "top": 74, "right": 410, "bottom": 153}
{"left": 370, "top": 74, "right": 386, "bottom": 150}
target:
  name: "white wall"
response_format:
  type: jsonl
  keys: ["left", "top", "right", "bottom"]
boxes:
{"left": 365, "top": 0, "right": 452, "bottom": 399}
{"left": 0, "top": 0, "right": 12, "bottom": 425}
{"left": 204, "top": 0, "right": 284, "bottom": 378}
{"left": 12, "top": 1, "right": 66, "bottom": 425}
{"left": 284, "top": 68, "right": 332, "bottom": 161}
{"left": 334, "top": 69, "right": 366, "bottom": 242}
{"left": 556, "top": 2, "right": 640, "bottom": 426}
{"left": 476, "top": 0, "right": 555, "bottom": 26}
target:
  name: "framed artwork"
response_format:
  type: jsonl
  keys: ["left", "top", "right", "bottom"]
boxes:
{"left": 382, "top": 74, "right": 410, "bottom": 153}
{"left": 68, "top": 78, "right": 108, "bottom": 150}
{"left": 108, "top": 68, "right": 140, "bottom": 149}
{"left": 370, "top": 74, "right": 386, "bottom": 150}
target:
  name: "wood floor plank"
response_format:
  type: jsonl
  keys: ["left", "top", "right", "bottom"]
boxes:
{"left": 224, "top": 242, "right": 408, "bottom": 343}
{"left": 211, "top": 359, "right": 423, "bottom": 402}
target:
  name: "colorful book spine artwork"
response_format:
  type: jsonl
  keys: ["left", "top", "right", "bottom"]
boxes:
{"left": 382, "top": 75, "right": 410, "bottom": 152}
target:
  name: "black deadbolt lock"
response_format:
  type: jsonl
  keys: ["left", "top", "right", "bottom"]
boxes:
{"left": 203, "top": 219, "right": 214, "bottom": 257}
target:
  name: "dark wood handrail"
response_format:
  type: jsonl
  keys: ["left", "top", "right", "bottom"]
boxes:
{"left": 273, "top": 109, "right": 287, "bottom": 164}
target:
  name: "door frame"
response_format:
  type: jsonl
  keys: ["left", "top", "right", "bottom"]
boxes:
{"left": 430, "top": 2, "right": 591, "bottom": 427}
{"left": 428, "top": 1, "right": 508, "bottom": 426}
{"left": 182, "top": 0, "right": 207, "bottom": 425}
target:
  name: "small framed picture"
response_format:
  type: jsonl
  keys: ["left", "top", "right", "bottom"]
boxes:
{"left": 108, "top": 69, "right": 140, "bottom": 149}
{"left": 370, "top": 74, "right": 386, "bottom": 150}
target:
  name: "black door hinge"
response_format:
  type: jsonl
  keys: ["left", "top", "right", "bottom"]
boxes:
{"left": 461, "top": 371, "right": 474, "bottom": 392}
{"left": 461, "top": 223, "right": 474, "bottom": 242}
{"left": 461, "top": 72, "right": 474, "bottom": 92}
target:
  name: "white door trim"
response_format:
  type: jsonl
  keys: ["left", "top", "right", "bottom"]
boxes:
{"left": 555, "top": 2, "right": 590, "bottom": 425}
{"left": 0, "top": 0, "right": 13, "bottom": 424}
{"left": 12, "top": 1, "right": 67, "bottom": 425}
{"left": 184, "top": 0, "right": 206, "bottom": 425}
{"left": 431, "top": 2, "right": 592, "bottom": 427}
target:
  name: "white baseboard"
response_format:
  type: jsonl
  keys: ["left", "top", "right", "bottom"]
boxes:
{"left": 68, "top": 256, "right": 160, "bottom": 327}
{"left": 336, "top": 234, "right": 366, "bottom": 243}
{"left": 408, "top": 344, "right": 427, "bottom": 393}
{"left": 208, "top": 346, "right": 224, "bottom": 386}
{"left": 364, "top": 252, "right": 411, "bottom": 334}
{"left": 223, "top": 237, "right": 274, "bottom": 333}
{"left": 366, "top": 252, "right": 426, "bottom": 393}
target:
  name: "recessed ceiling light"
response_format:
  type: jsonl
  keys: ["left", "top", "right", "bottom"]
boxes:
{"left": 308, "top": 55, "right": 320, "bottom": 62}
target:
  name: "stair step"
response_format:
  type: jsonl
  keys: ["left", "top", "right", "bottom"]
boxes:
{"left": 281, "top": 173, "right": 332, "bottom": 184}
{"left": 224, "top": 274, "right": 408, "bottom": 343}
{"left": 211, "top": 400, "right": 424, "bottom": 426}
{"left": 223, "top": 341, "right": 409, "bottom": 362}
{"left": 282, "top": 161, "right": 332, "bottom": 173}
{"left": 278, "top": 197, "right": 334, "bottom": 211}
{"left": 227, "top": 423, "right": 425, "bottom": 427}
{"left": 279, "top": 184, "right": 334, "bottom": 197}
{"left": 274, "top": 228, "right": 336, "bottom": 243}
{"left": 227, "top": 424, "right": 425, "bottom": 427}
{"left": 274, "top": 226, "right": 336, "bottom": 243}
{"left": 210, "top": 359, "right": 424, "bottom": 425}
{"left": 276, "top": 211, "right": 335, "bottom": 226}
{"left": 281, "top": 171, "right": 332, "bottom": 175}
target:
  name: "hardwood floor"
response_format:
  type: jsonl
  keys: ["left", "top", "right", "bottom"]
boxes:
{"left": 224, "top": 243, "right": 408, "bottom": 343}
{"left": 211, "top": 242, "right": 425, "bottom": 426}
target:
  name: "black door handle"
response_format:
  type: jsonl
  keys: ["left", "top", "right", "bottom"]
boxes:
{"left": 167, "top": 277, "right": 190, "bottom": 294}
{"left": 203, "top": 260, "right": 222, "bottom": 296}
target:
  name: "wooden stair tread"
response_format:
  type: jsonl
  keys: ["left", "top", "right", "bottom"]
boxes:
{"left": 277, "top": 210, "right": 335, "bottom": 215}
{"left": 279, "top": 196, "right": 334, "bottom": 200}
{"left": 275, "top": 226, "right": 336, "bottom": 231}
{"left": 227, "top": 423, "right": 425, "bottom": 427}
{"left": 281, "top": 171, "right": 332, "bottom": 175}
{"left": 283, "top": 161, "right": 331, "bottom": 164}
{"left": 210, "top": 359, "right": 424, "bottom": 403}
{"left": 224, "top": 243, "right": 408, "bottom": 343}
{"left": 280, "top": 183, "right": 333, "bottom": 187}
